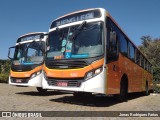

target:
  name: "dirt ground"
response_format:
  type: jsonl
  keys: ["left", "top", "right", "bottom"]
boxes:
{"left": 0, "top": 83, "right": 160, "bottom": 120}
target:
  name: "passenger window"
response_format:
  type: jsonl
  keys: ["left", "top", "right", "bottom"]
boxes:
{"left": 120, "top": 34, "right": 127, "bottom": 56}
{"left": 128, "top": 42, "right": 135, "bottom": 62}
{"left": 141, "top": 56, "right": 144, "bottom": 68}
{"left": 107, "top": 30, "right": 119, "bottom": 62}
{"left": 135, "top": 49, "right": 141, "bottom": 65}
{"left": 145, "top": 60, "right": 148, "bottom": 70}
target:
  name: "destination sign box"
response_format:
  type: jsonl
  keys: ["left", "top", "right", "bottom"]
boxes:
{"left": 17, "top": 34, "right": 43, "bottom": 43}
{"left": 50, "top": 9, "right": 101, "bottom": 28}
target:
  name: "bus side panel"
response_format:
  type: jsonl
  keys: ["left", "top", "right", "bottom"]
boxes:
{"left": 106, "top": 60, "right": 120, "bottom": 94}
{"left": 106, "top": 53, "right": 152, "bottom": 95}
{"left": 117, "top": 53, "right": 146, "bottom": 93}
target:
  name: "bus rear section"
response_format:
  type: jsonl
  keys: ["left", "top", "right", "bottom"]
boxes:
{"left": 8, "top": 32, "right": 48, "bottom": 93}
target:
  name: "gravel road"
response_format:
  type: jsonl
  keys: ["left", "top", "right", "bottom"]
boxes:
{"left": 0, "top": 83, "right": 160, "bottom": 120}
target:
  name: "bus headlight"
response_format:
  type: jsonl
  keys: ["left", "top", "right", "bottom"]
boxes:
{"left": 31, "top": 70, "right": 42, "bottom": 78}
{"left": 85, "top": 66, "right": 103, "bottom": 80}
{"left": 86, "top": 71, "right": 93, "bottom": 80}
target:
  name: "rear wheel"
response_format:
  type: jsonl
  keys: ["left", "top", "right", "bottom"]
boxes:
{"left": 145, "top": 82, "right": 149, "bottom": 96}
{"left": 36, "top": 87, "right": 47, "bottom": 94}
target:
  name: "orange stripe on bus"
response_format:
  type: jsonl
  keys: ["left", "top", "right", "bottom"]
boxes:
{"left": 10, "top": 65, "right": 43, "bottom": 78}
{"left": 44, "top": 58, "right": 104, "bottom": 78}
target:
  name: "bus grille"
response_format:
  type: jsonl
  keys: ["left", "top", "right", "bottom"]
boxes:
{"left": 45, "top": 60, "right": 88, "bottom": 69}
{"left": 10, "top": 77, "right": 30, "bottom": 83}
{"left": 47, "top": 78, "right": 84, "bottom": 87}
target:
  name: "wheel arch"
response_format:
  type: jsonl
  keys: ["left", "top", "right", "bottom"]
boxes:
{"left": 120, "top": 73, "right": 128, "bottom": 92}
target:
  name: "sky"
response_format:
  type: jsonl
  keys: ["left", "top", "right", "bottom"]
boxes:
{"left": 0, "top": 0, "right": 160, "bottom": 59}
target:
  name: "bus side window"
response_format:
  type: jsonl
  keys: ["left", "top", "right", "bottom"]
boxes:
{"left": 119, "top": 34, "right": 128, "bottom": 56}
{"left": 110, "top": 31, "right": 117, "bottom": 52}
{"left": 141, "top": 55, "right": 144, "bottom": 68}
{"left": 107, "top": 30, "right": 118, "bottom": 62}
{"left": 128, "top": 42, "right": 135, "bottom": 62}
{"left": 135, "top": 49, "right": 141, "bottom": 66}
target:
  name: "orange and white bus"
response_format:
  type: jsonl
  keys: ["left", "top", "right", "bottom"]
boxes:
{"left": 8, "top": 32, "right": 48, "bottom": 93}
{"left": 42, "top": 8, "right": 152, "bottom": 100}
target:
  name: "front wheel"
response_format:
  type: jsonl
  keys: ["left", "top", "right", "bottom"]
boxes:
{"left": 36, "top": 87, "right": 47, "bottom": 94}
{"left": 116, "top": 79, "right": 128, "bottom": 102}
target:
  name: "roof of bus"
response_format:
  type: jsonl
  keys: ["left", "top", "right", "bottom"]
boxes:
{"left": 19, "top": 32, "right": 47, "bottom": 38}
{"left": 56, "top": 8, "right": 105, "bottom": 20}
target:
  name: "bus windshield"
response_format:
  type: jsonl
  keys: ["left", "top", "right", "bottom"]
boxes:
{"left": 13, "top": 41, "right": 45, "bottom": 65}
{"left": 46, "top": 22, "right": 103, "bottom": 60}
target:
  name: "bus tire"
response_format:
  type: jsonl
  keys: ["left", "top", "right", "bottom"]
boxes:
{"left": 117, "top": 76, "right": 128, "bottom": 102}
{"left": 36, "top": 87, "right": 47, "bottom": 94}
{"left": 145, "top": 82, "right": 149, "bottom": 96}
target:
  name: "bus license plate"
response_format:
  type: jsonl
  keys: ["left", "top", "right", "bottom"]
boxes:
{"left": 16, "top": 79, "right": 22, "bottom": 83}
{"left": 57, "top": 82, "right": 68, "bottom": 87}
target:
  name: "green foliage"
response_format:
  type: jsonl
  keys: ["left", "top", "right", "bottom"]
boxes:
{"left": 139, "top": 36, "right": 160, "bottom": 93}
{"left": 0, "top": 59, "right": 11, "bottom": 83}
{"left": 0, "top": 74, "right": 9, "bottom": 83}
{"left": 139, "top": 36, "right": 160, "bottom": 66}
{"left": 153, "top": 67, "right": 160, "bottom": 93}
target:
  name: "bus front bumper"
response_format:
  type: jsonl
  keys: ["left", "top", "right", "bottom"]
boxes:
{"left": 8, "top": 72, "right": 43, "bottom": 87}
{"left": 42, "top": 71, "right": 106, "bottom": 94}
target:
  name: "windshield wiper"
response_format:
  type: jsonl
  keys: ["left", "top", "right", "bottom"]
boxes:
{"left": 72, "top": 21, "right": 87, "bottom": 40}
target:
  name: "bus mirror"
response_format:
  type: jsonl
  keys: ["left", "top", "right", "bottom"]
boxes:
{"left": 8, "top": 46, "right": 15, "bottom": 60}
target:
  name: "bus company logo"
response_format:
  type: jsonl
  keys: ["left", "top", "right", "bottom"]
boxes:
{"left": 2, "top": 112, "right": 11, "bottom": 117}
{"left": 71, "top": 72, "right": 78, "bottom": 77}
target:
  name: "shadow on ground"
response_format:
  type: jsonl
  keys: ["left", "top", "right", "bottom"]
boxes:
{"left": 49, "top": 92, "right": 145, "bottom": 107}
{"left": 16, "top": 90, "right": 69, "bottom": 96}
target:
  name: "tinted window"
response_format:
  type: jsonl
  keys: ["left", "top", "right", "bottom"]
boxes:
{"left": 120, "top": 34, "right": 127, "bottom": 56}
{"left": 141, "top": 56, "right": 144, "bottom": 68}
{"left": 135, "top": 49, "right": 141, "bottom": 65}
{"left": 128, "top": 42, "right": 135, "bottom": 61}
{"left": 145, "top": 60, "right": 148, "bottom": 70}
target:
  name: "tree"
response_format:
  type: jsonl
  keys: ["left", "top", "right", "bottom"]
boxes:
{"left": 139, "top": 36, "right": 160, "bottom": 67}
{"left": 139, "top": 36, "right": 160, "bottom": 93}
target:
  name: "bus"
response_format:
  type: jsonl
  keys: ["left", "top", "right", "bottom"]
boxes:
{"left": 42, "top": 8, "right": 153, "bottom": 100}
{"left": 8, "top": 32, "right": 48, "bottom": 93}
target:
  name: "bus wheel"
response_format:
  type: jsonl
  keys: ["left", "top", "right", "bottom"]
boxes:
{"left": 36, "top": 87, "right": 47, "bottom": 94}
{"left": 117, "top": 77, "right": 128, "bottom": 102}
{"left": 145, "top": 82, "right": 149, "bottom": 96}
